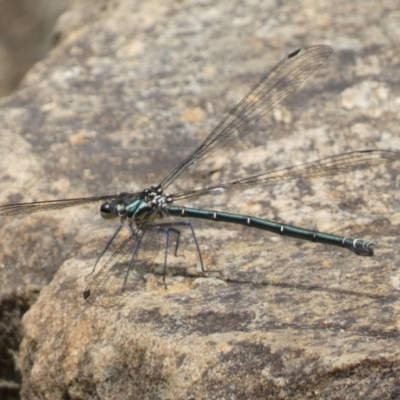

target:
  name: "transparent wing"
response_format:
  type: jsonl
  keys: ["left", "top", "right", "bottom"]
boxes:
{"left": 0, "top": 193, "right": 143, "bottom": 216}
{"left": 160, "top": 45, "right": 332, "bottom": 189}
{"left": 84, "top": 225, "right": 161, "bottom": 307}
{"left": 172, "top": 150, "right": 399, "bottom": 201}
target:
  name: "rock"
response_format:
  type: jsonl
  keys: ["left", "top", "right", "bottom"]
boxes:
{"left": 0, "top": 0, "right": 400, "bottom": 399}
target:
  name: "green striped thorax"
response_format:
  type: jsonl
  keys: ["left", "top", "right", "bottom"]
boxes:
{"left": 99, "top": 185, "right": 173, "bottom": 223}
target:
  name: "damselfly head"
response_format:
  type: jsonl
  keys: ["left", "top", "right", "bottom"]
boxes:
{"left": 100, "top": 203, "right": 118, "bottom": 219}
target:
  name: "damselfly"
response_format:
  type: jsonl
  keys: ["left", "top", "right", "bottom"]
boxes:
{"left": 1, "top": 45, "right": 397, "bottom": 307}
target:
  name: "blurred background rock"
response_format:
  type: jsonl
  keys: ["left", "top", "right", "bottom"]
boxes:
{"left": 0, "top": 0, "right": 70, "bottom": 97}
{"left": 0, "top": 0, "right": 107, "bottom": 98}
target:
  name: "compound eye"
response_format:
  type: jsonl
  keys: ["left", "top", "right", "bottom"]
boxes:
{"left": 100, "top": 203, "right": 115, "bottom": 219}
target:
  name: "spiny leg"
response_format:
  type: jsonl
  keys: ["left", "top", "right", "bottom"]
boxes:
{"left": 157, "top": 221, "right": 205, "bottom": 273}
{"left": 157, "top": 226, "right": 178, "bottom": 287}
{"left": 122, "top": 232, "right": 143, "bottom": 290}
{"left": 87, "top": 224, "right": 123, "bottom": 278}
{"left": 87, "top": 222, "right": 141, "bottom": 279}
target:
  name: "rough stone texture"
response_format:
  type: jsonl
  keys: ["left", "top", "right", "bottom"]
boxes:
{"left": 0, "top": 0, "right": 400, "bottom": 399}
